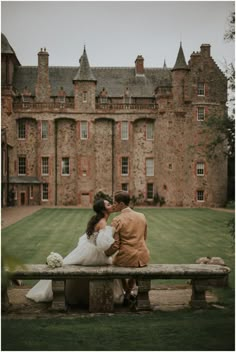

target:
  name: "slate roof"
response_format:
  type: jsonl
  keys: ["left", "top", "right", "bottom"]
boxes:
{"left": 172, "top": 43, "right": 189, "bottom": 71}
{"left": 73, "top": 47, "right": 96, "bottom": 82}
{"left": 1, "top": 33, "right": 15, "bottom": 54}
{"left": 13, "top": 66, "right": 172, "bottom": 97}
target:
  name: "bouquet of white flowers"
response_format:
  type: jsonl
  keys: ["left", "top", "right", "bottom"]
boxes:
{"left": 46, "top": 252, "right": 63, "bottom": 269}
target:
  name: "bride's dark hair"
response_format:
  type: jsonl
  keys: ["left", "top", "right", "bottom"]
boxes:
{"left": 86, "top": 199, "right": 106, "bottom": 237}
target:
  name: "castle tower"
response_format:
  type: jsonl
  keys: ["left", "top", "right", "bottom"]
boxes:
{"left": 73, "top": 46, "right": 97, "bottom": 111}
{"left": 171, "top": 42, "right": 190, "bottom": 105}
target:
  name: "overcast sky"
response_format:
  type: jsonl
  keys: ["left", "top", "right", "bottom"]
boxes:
{"left": 1, "top": 1, "right": 235, "bottom": 71}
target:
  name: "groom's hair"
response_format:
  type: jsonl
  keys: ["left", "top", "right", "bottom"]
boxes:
{"left": 114, "top": 191, "right": 130, "bottom": 205}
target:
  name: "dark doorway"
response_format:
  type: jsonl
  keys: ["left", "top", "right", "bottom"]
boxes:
{"left": 20, "top": 192, "right": 25, "bottom": 205}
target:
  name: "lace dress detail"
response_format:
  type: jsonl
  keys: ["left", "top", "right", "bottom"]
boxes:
{"left": 26, "top": 226, "right": 123, "bottom": 304}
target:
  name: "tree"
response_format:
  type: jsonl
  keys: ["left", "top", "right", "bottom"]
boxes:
{"left": 202, "top": 11, "right": 235, "bottom": 200}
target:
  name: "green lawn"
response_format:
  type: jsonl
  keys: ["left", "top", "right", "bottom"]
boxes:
{"left": 1, "top": 207, "right": 235, "bottom": 351}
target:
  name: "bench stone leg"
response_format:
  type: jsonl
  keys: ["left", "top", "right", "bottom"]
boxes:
{"left": 1, "top": 285, "right": 10, "bottom": 313}
{"left": 190, "top": 279, "right": 208, "bottom": 308}
{"left": 136, "top": 279, "right": 151, "bottom": 311}
{"left": 51, "top": 280, "right": 67, "bottom": 311}
{"left": 89, "top": 280, "right": 114, "bottom": 313}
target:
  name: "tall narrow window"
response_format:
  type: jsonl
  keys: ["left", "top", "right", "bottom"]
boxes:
{"left": 42, "top": 121, "right": 48, "bottom": 139}
{"left": 121, "top": 121, "right": 129, "bottom": 140}
{"left": 196, "top": 162, "right": 205, "bottom": 176}
{"left": 42, "top": 184, "right": 48, "bottom": 201}
{"left": 80, "top": 121, "right": 88, "bottom": 139}
{"left": 197, "top": 190, "right": 204, "bottom": 202}
{"left": 18, "top": 120, "right": 26, "bottom": 139}
{"left": 42, "top": 157, "right": 49, "bottom": 175}
{"left": 197, "top": 83, "right": 205, "bottom": 96}
{"left": 30, "top": 185, "right": 33, "bottom": 199}
{"left": 62, "top": 157, "right": 70, "bottom": 175}
{"left": 146, "top": 122, "right": 154, "bottom": 140}
{"left": 121, "top": 157, "right": 129, "bottom": 176}
{"left": 18, "top": 157, "right": 26, "bottom": 175}
{"left": 197, "top": 107, "right": 205, "bottom": 121}
{"left": 147, "top": 183, "right": 154, "bottom": 199}
{"left": 146, "top": 158, "right": 154, "bottom": 176}
{"left": 83, "top": 91, "right": 87, "bottom": 103}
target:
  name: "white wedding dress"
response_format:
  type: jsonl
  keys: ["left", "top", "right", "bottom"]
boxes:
{"left": 26, "top": 226, "right": 124, "bottom": 304}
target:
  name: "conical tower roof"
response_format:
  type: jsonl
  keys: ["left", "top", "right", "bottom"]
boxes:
{"left": 1, "top": 33, "right": 15, "bottom": 54}
{"left": 73, "top": 46, "right": 96, "bottom": 82}
{"left": 172, "top": 42, "right": 189, "bottom": 71}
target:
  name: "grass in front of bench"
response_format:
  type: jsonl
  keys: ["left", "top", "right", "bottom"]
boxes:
{"left": 1, "top": 208, "right": 235, "bottom": 351}
{"left": 2, "top": 305, "right": 235, "bottom": 351}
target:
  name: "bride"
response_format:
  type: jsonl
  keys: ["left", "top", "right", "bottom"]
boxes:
{"left": 26, "top": 199, "right": 124, "bottom": 306}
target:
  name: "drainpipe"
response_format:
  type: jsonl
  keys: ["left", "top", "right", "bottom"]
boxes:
{"left": 6, "top": 149, "right": 10, "bottom": 206}
{"left": 112, "top": 120, "right": 115, "bottom": 195}
{"left": 55, "top": 120, "right": 58, "bottom": 205}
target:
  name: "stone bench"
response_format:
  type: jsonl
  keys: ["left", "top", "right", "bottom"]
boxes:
{"left": 4, "top": 263, "right": 230, "bottom": 313}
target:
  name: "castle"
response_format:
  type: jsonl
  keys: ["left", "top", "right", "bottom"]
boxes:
{"left": 1, "top": 33, "right": 228, "bottom": 207}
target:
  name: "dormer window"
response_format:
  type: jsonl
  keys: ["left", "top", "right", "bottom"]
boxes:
{"left": 99, "top": 88, "right": 108, "bottom": 104}
{"left": 58, "top": 96, "right": 65, "bottom": 103}
{"left": 22, "top": 95, "right": 31, "bottom": 103}
{"left": 124, "top": 96, "right": 130, "bottom": 104}
{"left": 100, "top": 97, "right": 107, "bottom": 104}
{"left": 124, "top": 88, "right": 131, "bottom": 104}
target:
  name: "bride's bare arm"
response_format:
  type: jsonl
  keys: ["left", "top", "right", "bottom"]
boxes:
{"left": 95, "top": 218, "right": 107, "bottom": 232}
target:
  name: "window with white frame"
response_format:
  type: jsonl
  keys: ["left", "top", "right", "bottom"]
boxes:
{"left": 197, "top": 190, "right": 204, "bottom": 202}
{"left": 121, "top": 157, "right": 129, "bottom": 175}
{"left": 18, "top": 120, "right": 26, "bottom": 139}
{"left": 18, "top": 157, "right": 26, "bottom": 175}
{"left": 197, "top": 83, "right": 205, "bottom": 96}
{"left": 146, "top": 158, "right": 154, "bottom": 176}
{"left": 197, "top": 107, "right": 205, "bottom": 121}
{"left": 196, "top": 162, "right": 205, "bottom": 176}
{"left": 42, "top": 157, "right": 49, "bottom": 175}
{"left": 146, "top": 122, "right": 154, "bottom": 140}
{"left": 42, "top": 121, "right": 48, "bottom": 139}
{"left": 80, "top": 121, "right": 88, "bottom": 139}
{"left": 147, "top": 183, "right": 154, "bottom": 199}
{"left": 42, "top": 183, "right": 48, "bottom": 201}
{"left": 30, "top": 185, "right": 33, "bottom": 199}
{"left": 121, "top": 121, "right": 129, "bottom": 140}
{"left": 121, "top": 183, "right": 129, "bottom": 192}
{"left": 62, "top": 157, "right": 70, "bottom": 175}
{"left": 83, "top": 91, "right": 87, "bottom": 103}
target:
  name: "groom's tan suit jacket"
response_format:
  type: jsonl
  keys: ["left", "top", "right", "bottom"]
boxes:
{"left": 105, "top": 207, "right": 150, "bottom": 267}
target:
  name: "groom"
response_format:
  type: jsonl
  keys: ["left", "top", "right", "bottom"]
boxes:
{"left": 105, "top": 191, "right": 150, "bottom": 303}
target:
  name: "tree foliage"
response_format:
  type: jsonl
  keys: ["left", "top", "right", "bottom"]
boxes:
{"left": 203, "top": 11, "right": 235, "bottom": 159}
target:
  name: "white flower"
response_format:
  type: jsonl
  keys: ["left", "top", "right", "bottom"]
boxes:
{"left": 46, "top": 252, "right": 63, "bottom": 269}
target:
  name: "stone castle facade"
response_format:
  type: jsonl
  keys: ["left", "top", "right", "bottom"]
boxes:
{"left": 1, "top": 33, "right": 228, "bottom": 207}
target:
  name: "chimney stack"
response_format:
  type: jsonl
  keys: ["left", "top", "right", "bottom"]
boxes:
{"left": 35, "top": 48, "right": 51, "bottom": 102}
{"left": 200, "top": 44, "right": 211, "bottom": 58}
{"left": 135, "top": 55, "right": 144, "bottom": 75}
